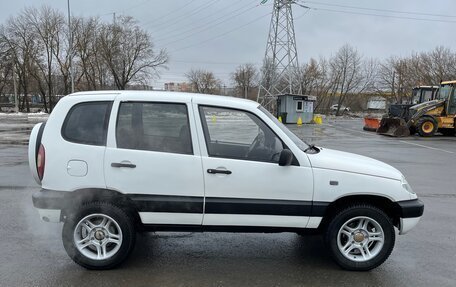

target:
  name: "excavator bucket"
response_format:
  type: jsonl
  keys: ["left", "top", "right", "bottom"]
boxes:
{"left": 376, "top": 117, "right": 410, "bottom": 137}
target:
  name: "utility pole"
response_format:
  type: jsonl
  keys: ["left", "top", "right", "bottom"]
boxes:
{"left": 12, "top": 60, "right": 18, "bottom": 113}
{"left": 257, "top": 0, "right": 302, "bottom": 113}
{"left": 67, "top": 0, "right": 74, "bottom": 93}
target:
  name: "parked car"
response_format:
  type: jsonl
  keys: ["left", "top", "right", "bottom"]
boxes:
{"left": 29, "top": 91, "right": 423, "bottom": 271}
{"left": 330, "top": 104, "right": 350, "bottom": 113}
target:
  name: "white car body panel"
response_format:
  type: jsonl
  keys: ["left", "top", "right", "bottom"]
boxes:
{"left": 40, "top": 94, "right": 116, "bottom": 192}
{"left": 308, "top": 148, "right": 402, "bottom": 181}
{"left": 400, "top": 217, "right": 422, "bottom": 235}
{"left": 29, "top": 90, "right": 422, "bottom": 235}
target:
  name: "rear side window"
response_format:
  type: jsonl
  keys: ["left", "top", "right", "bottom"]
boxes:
{"left": 62, "top": 101, "right": 112, "bottom": 146}
{"left": 116, "top": 102, "right": 192, "bottom": 155}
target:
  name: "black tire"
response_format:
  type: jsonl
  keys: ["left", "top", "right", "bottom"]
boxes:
{"left": 325, "top": 205, "right": 395, "bottom": 271}
{"left": 409, "top": 126, "right": 417, "bottom": 135}
{"left": 439, "top": 128, "right": 455, "bottom": 136}
{"left": 62, "top": 202, "right": 136, "bottom": 270}
{"left": 417, "top": 117, "right": 438, "bottom": 137}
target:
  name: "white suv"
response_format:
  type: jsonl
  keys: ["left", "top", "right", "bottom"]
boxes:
{"left": 29, "top": 91, "right": 423, "bottom": 271}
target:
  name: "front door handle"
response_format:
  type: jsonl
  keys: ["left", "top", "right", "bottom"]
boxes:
{"left": 111, "top": 162, "right": 136, "bottom": 168}
{"left": 207, "top": 169, "right": 232, "bottom": 175}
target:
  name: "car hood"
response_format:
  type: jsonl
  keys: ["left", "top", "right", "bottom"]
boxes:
{"left": 307, "top": 148, "right": 402, "bottom": 181}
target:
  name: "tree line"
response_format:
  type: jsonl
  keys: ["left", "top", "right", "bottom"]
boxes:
{"left": 2, "top": 6, "right": 456, "bottom": 114}
{"left": 190, "top": 44, "right": 456, "bottom": 114}
{"left": 0, "top": 6, "right": 167, "bottom": 112}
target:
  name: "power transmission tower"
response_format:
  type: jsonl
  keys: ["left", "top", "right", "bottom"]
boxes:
{"left": 257, "top": 0, "right": 302, "bottom": 113}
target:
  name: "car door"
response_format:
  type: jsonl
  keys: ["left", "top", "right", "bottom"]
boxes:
{"left": 104, "top": 97, "right": 204, "bottom": 225}
{"left": 196, "top": 104, "right": 314, "bottom": 229}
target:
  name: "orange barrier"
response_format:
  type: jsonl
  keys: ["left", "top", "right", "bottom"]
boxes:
{"left": 363, "top": 116, "right": 380, "bottom": 132}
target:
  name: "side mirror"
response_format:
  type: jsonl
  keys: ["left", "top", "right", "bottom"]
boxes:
{"left": 278, "top": 149, "right": 293, "bottom": 166}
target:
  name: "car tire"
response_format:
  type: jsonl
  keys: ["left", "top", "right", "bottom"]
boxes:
{"left": 62, "top": 201, "right": 136, "bottom": 270}
{"left": 417, "top": 117, "right": 438, "bottom": 137}
{"left": 325, "top": 204, "right": 395, "bottom": 271}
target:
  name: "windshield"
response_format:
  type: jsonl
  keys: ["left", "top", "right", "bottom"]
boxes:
{"left": 437, "top": 85, "right": 452, "bottom": 100}
{"left": 258, "top": 106, "right": 309, "bottom": 151}
{"left": 411, "top": 89, "right": 420, "bottom": 104}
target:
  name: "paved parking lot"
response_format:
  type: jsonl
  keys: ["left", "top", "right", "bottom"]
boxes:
{"left": 0, "top": 116, "right": 455, "bottom": 287}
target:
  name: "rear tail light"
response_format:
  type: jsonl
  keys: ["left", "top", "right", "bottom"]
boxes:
{"left": 37, "top": 144, "right": 45, "bottom": 181}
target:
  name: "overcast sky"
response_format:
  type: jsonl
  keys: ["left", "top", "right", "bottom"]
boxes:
{"left": 1, "top": 0, "right": 456, "bottom": 89}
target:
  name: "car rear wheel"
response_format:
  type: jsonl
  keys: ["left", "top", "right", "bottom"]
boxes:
{"left": 325, "top": 205, "right": 395, "bottom": 271}
{"left": 62, "top": 202, "right": 136, "bottom": 270}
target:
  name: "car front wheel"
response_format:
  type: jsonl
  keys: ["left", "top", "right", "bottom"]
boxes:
{"left": 62, "top": 202, "right": 136, "bottom": 270}
{"left": 325, "top": 205, "right": 395, "bottom": 271}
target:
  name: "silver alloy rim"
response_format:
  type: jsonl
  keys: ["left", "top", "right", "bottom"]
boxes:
{"left": 337, "top": 216, "right": 385, "bottom": 262}
{"left": 73, "top": 214, "right": 123, "bottom": 261}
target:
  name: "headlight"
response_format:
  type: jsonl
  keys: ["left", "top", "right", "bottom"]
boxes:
{"left": 401, "top": 176, "right": 415, "bottom": 194}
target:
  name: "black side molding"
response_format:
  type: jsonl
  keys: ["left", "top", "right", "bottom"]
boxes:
{"left": 396, "top": 199, "right": 424, "bottom": 218}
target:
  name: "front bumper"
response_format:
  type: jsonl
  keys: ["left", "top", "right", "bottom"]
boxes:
{"left": 396, "top": 199, "right": 424, "bottom": 218}
{"left": 396, "top": 199, "right": 424, "bottom": 235}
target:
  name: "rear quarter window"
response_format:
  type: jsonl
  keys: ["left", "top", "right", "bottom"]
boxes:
{"left": 61, "top": 101, "right": 113, "bottom": 146}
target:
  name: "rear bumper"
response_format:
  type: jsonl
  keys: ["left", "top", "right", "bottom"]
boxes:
{"left": 32, "top": 189, "right": 67, "bottom": 222}
{"left": 32, "top": 189, "right": 67, "bottom": 209}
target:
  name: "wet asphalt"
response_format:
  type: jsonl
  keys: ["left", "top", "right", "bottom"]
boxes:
{"left": 0, "top": 115, "right": 456, "bottom": 287}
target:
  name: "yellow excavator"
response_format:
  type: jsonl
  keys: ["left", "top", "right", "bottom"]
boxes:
{"left": 377, "top": 81, "right": 456, "bottom": 137}
{"left": 408, "top": 81, "right": 456, "bottom": 136}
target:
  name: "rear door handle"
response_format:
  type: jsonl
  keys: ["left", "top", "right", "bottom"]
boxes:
{"left": 207, "top": 169, "right": 232, "bottom": 175}
{"left": 111, "top": 162, "right": 136, "bottom": 168}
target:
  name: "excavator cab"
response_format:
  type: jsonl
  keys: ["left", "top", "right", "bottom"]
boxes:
{"left": 446, "top": 86, "right": 456, "bottom": 115}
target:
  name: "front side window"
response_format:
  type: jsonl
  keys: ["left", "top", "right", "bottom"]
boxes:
{"left": 116, "top": 102, "right": 192, "bottom": 155}
{"left": 438, "top": 85, "right": 452, "bottom": 100}
{"left": 411, "top": 89, "right": 420, "bottom": 104}
{"left": 200, "top": 106, "right": 284, "bottom": 163}
{"left": 62, "top": 101, "right": 112, "bottom": 146}
{"left": 422, "top": 90, "right": 433, "bottom": 102}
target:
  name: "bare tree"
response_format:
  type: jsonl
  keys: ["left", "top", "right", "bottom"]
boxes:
{"left": 329, "top": 44, "right": 366, "bottom": 115}
{"left": 98, "top": 16, "right": 168, "bottom": 90}
{"left": 186, "top": 69, "right": 221, "bottom": 94}
{"left": 26, "top": 6, "right": 65, "bottom": 112}
{"left": 0, "top": 38, "right": 13, "bottom": 98}
{"left": 0, "top": 11, "right": 40, "bottom": 112}
{"left": 73, "top": 16, "right": 108, "bottom": 90}
{"left": 231, "top": 63, "right": 258, "bottom": 99}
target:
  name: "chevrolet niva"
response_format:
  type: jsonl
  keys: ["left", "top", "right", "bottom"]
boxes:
{"left": 29, "top": 91, "right": 423, "bottom": 271}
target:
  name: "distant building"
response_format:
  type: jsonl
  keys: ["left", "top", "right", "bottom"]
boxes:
{"left": 164, "top": 82, "right": 192, "bottom": 92}
{"left": 367, "top": 96, "right": 387, "bottom": 110}
{"left": 277, "top": 94, "right": 317, "bottom": 124}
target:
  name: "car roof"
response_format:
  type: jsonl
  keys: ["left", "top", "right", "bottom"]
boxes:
{"left": 68, "top": 90, "right": 260, "bottom": 109}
